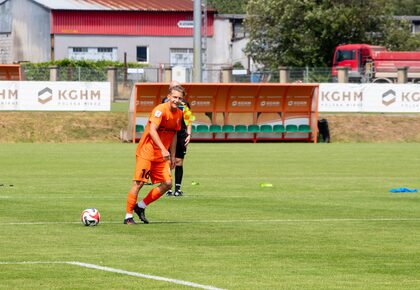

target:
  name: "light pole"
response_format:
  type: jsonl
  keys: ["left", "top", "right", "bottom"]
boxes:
{"left": 193, "top": 0, "right": 202, "bottom": 82}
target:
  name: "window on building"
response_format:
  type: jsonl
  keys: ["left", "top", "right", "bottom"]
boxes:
{"left": 73, "top": 47, "right": 88, "bottom": 53}
{"left": 98, "top": 47, "right": 113, "bottom": 53}
{"left": 69, "top": 47, "right": 118, "bottom": 61}
{"left": 232, "top": 19, "right": 246, "bottom": 40}
{"left": 0, "top": 1, "right": 12, "bottom": 33}
{"left": 136, "top": 46, "right": 148, "bottom": 63}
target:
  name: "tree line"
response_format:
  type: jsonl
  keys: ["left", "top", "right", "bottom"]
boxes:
{"left": 208, "top": 0, "right": 420, "bottom": 68}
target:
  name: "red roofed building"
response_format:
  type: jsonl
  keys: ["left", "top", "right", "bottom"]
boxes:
{"left": 0, "top": 1, "right": 205, "bottom": 66}
{"left": 0, "top": 0, "right": 249, "bottom": 82}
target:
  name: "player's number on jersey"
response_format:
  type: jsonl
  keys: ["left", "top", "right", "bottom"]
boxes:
{"left": 141, "top": 169, "right": 151, "bottom": 179}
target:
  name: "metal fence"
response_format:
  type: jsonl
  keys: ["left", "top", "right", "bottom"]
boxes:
{"left": 20, "top": 66, "right": 334, "bottom": 99}
{"left": 289, "top": 67, "right": 333, "bottom": 83}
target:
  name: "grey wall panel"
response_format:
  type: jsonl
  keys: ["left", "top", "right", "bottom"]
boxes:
{"left": 12, "top": 0, "right": 51, "bottom": 62}
{"left": 0, "top": 0, "right": 12, "bottom": 63}
{"left": 54, "top": 35, "right": 195, "bottom": 66}
{"left": 0, "top": 34, "right": 12, "bottom": 63}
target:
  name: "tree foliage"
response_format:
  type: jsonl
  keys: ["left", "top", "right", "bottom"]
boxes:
{"left": 244, "top": 0, "right": 420, "bottom": 68}
{"left": 389, "top": 0, "right": 420, "bottom": 15}
{"left": 207, "top": 0, "right": 248, "bottom": 14}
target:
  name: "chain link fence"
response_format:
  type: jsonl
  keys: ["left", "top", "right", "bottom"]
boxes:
{"left": 289, "top": 67, "right": 333, "bottom": 83}
{"left": 20, "top": 66, "right": 334, "bottom": 99}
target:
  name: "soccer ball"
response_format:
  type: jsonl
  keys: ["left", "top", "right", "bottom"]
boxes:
{"left": 81, "top": 208, "right": 101, "bottom": 226}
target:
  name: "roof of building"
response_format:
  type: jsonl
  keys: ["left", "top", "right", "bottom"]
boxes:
{"left": 32, "top": 0, "right": 211, "bottom": 12}
{"left": 395, "top": 15, "right": 420, "bottom": 22}
{"left": 216, "top": 14, "right": 246, "bottom": 20}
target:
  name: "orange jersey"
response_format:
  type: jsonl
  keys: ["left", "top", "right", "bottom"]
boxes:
{"left": 136, "top": 103, "right": 183, "bottom": 162}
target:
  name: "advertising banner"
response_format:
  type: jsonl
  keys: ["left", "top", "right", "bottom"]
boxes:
{"left": 135, "top": 95, "right": 159, "bottom": 112}
{"left": 0, "top": 81, "right": 111, "bottom": 111}
{"left": 255, "top": 96, "right": 282, "bottom": 112}
{"left": 189, "top": 95, "right": 214, "bottom": 112}
{"left": 227, "top": 95, "right": 255, "bottom": 112}
{"left": 319, "top": 83, "right": 420, "bottom": 113}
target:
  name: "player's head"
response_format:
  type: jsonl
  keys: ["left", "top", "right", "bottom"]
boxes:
{"left": 169, "top": 80, "right": 181, "bottom": 88}
{"left": 168, "top": 84, "right": 185, "bottom": 97}
{"left": 167, "top": 85, "right": 185, "bottom": 110}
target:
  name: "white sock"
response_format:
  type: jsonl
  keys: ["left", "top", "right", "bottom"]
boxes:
{"left": 125, "top": 213, "right": 133, "bottom": 219}
{"left": 137, "top": 200, "right": 147, "bottom": 209}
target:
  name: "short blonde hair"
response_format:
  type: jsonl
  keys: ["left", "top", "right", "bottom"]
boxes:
{"left": 168, "top": 85, "right": 186, "bottom": 97}
{"left": 169, "top": 80, "right": 181, "bottom": 88}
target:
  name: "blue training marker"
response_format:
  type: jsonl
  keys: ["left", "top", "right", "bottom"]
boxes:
{"left": 389, "top": 188, "right": 418, "bottom": 193}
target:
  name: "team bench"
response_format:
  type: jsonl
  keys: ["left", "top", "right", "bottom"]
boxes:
{"left": 130, "top": 83, "right": 319, "bottom": 143}
{"left": 135, "top": 124, "right": 312, "bottom": 143}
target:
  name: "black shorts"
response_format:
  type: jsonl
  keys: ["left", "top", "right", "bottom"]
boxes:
{"left": 175, "top": 135, "right": 187, "bottom": 159}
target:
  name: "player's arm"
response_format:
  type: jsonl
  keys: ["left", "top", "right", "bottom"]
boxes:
{"left": 185, "top": 124, "right": 192, "bottom": 146}
{"left": 184, "top": 100, "right": 192, "bottom": 146}
{"left": 170, "top": 134, "right": 177, "bottom": 169}
{"left": 149, "top": 122, "right": 170, "bottom": 160}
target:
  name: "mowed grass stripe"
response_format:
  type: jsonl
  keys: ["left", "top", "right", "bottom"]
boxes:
{"left": 1, "top": 143, "right": 420, "bottom": 289}
{"left": 1, "top": 217, "right": 420, "bottom": 225}
{"left": 0, "top": 261, "right": 225, "bottom": 290}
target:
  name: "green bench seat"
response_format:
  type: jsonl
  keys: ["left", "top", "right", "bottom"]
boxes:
{"left": 273, "top": 124, "right": 285, "bottom": 133}
{"left": 135, "top": 125, "right": 144, "bottom": 132}
{"left": 286, "top": 124, "right": 298, "bottom": 132}
{"left": 260, "top": 125, "right": 273, "bottom": 132}
{"left": 299, "top": 124, "right": 311, "bottom": 133}
{"left": 222, "top": 125, "right": 235, "bottom": 133}
{"left": 234, "top": 125, "right": 248, "bottom": 133}
{"left": 247, "top": 125, "right": 260, "bottom": 133}
{"left": 190, "top": 123, "right": 310, "bottom": 135}
{"left": 196, "top": 125, "right": 209, "bottom": 133}
{"left": 209, "top": 125, "right": 222, "bottom": 133}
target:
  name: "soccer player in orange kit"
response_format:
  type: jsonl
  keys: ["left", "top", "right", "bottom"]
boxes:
{"left": 124, "top": 85, "right": 185, "bottom": 225}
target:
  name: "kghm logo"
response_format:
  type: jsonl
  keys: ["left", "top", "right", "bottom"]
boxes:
{"left": 382, "top": 89, "right": 396, "bottom": 106}
{"left": 190, "top": 100, "right": 210, "bottom": 106}
{"left": 38, "top": 87, "right": 52, "bottom": 104}
{"left": 231, "top": 100, "right": 251, "bottom": 107}
{"left": 288, "top": 100, "right": 307, "bottom": 106}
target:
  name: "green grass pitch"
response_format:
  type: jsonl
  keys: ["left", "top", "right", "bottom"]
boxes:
{"left": 0, "top": 143, "right": 420, "bottom": 289}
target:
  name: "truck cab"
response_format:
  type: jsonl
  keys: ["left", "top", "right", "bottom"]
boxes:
{"left": 332, "top": 44, "right": 386, "bottom": 82}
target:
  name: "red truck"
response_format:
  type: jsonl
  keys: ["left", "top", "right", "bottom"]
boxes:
{"left": 332, "top": 44, "right": 420, "bottom": 83}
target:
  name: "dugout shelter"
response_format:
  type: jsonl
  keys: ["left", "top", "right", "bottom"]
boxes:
{"left": 129, "top": 83, "right": 319, "bottom": 143}
{"left": 0, "top": 64, "right": 21, "bottom": 80}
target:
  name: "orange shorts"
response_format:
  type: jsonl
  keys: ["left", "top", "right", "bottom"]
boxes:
{"left": 133, "top": 156, "right": 172, "bottom": 184}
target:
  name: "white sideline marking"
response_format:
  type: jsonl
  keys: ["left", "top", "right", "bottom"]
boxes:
{"left": 1, "top": 218, "right": 420, "bottom": 225}
{"left": 0, "top": 261, "right": 225, "bottom": 290}
{"left": 68, "top": 262, "right": 224, "bottom": 290}
{"left": 0, "top": 261, "right": 65, "bottom": 265}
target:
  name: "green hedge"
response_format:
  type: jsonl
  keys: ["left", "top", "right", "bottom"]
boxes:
{"left": 21, "top": 59, "right": 148, "bottom": 81}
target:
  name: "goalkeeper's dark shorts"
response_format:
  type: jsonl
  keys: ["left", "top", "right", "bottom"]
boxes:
{"left": 175, "top": 135, "right": 187, "bottom": 159}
